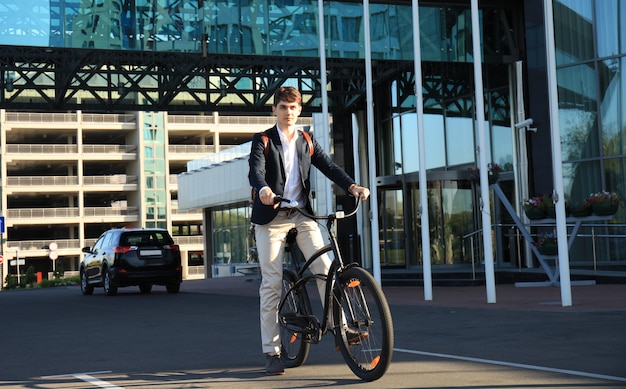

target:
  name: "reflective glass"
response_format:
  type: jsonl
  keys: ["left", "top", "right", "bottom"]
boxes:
{"left": 441, "top": 181, "right": 473, "bottom": 264}
{"left": 424, "top": 114, "right": 445, "bottom": 169}
{"left": 400, "top": 113, "right": 419, "bottom": 173}
{"left": 595, "top": 0, "right": 619, "bottom": 59}
{"left": 562, "top": 160, "right": 601, "bottom": 207}
{"left": 445, "top": 116, "right": 474, "bottom": 166}
{"left": 491, "top": 125, "right": 513, "bottom": 170}
{"left": 557, "top": 64, "right": 600, "bottom": 161}
{"left": 599, "top": 58, "right": 624, "bottom": 157}
{"left": 0, "top": 0, "right": 513, "bottom": 63}
{"left": 393, "top": 115, "right": 402, "bottom": 174}
{"left": 554, "top": 0, "right": 593, "bottom": 65}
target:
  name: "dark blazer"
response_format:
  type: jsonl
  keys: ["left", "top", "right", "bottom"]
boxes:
{"left": 249, "top": 126, "right": 356, "bottom": 225}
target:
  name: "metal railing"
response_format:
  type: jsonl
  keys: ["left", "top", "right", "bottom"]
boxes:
{"left": 6, "top": 237, "right": 201, "bottom": 252}
{"left": 5, "top": 144, "right": 79, "bottom": 153}
{"left": 81, "top": 113, "right": 136, "bottom": 123}
{"left": 83, "top": 175, "right": 138, "bottom": 185}
{"left": 7, "top": 239, "right": 79, "bottom": 251}
{"left": 5, "top": 112, "right": 78, "bottom": 122}
{"left": 462, "top": 222, "right": 626, "bottom": 272}
{"left": 83, "top": 207, "right": 139, "bottom": 217}
{"left": 167, "top": 115, "right": 216, "bottom": 125}
{"left": 7, "top": 207, "right": 138, "bottom": 219}
{"left": 172, "top": 236, "right": 204, "bottom": 245}
{"left": 7, "top": 176, "right": 79, "bottom": 186}
{"left": 4, "top": 144, "right": 137, "bottom": 154}
{"left": 82, "top": 145, "right": 137, "bottom": 153}
{"left": 168, "top": 145, "right": 215, "bottom": 154}
{"left": 6, "top": 175, "right": 138, "bottom": 186}
{"left": 5, "top": 112, "right": 135, "bottom": 124}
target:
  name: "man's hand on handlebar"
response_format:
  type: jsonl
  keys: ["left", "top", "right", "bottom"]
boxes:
{"left": 349, "top": 184, "right": 370, "bottom": 201}
{"left": 258, "top": 187, "right": 280, "bottom": 208}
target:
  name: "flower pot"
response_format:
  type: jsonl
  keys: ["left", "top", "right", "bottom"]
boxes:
{"left": 570, "top": 205, "right": 592, "bottom": 217}
{"left": 592, "top": 202, "right": 618, "bottom": 216}
{"left": 488, "top": 171, "right": 499, "bottom": 185}
{"left": 524, "top": 207, "right": 547, "bottom": 220}
{"left": 538, "top": 243, "right": 558, "bottom": 256}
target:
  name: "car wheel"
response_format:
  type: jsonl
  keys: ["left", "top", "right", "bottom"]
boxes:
{"left": 166, "top": 282, "right": 180, "bottom": 294}
{"left": 80, "top": 270, "right": 94, "bottom": 295}
{"left": 103, "top": 269, "right": 118, "bottom": 296}
{"left": 139, "top": 284, "right": 152, "bottom": 294}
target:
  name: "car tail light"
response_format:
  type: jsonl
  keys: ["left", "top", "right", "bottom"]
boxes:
{"left": 164, "top": 244, "right": 179, "bottom": 251}
{"left": 114, "top": 246, "right": 135, "bottom": 254}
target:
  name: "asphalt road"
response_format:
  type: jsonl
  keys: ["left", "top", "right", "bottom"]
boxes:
{"left": 0, "top": 283, "right": 625, "bottom": 388}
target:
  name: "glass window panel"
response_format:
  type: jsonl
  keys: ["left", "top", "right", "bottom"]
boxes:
{"left": 157, "top": 175, "right": 166, "bottom": 189}
{"left": 621, "top": 57, "right": 626, "bottom": 155}
{"left": 146, "top": 206, "right": 155, "bottom": 220}
{"left": 557, "top": 64, "right": 600, "bottom": 160}
{"left": 595, "top": 0, "right": 619, "bottom": 58}
{"left": 554, "top": 0, "right": 593, "bottom": 66}
{"left": 562, "top": 160, "right": 601, "bottom": 206}
{"left": 621, "top": 1, "right": 626, "bottom": 54}
{"left": 401, "top": 113, "right": 420, "bottom": 173}
{"left": 424, "top": 114, "right": 446, "bottom": 168}
{"left": 445, "top": 116, "right": 474, "bottom": 166}
{"left": 604, "top": 157, "right": 625, "bottom": 198}
{"left": 442, "top": 181, "right": 473, "bottom": 264}
{"left": 599, "top": 58, "right": 623, "bottom": 157}
{"left": 491, "top": 125, "right": 513, "bottom": 170}
{"left": 393, "top": 116, "right": 402, "bottom": 174}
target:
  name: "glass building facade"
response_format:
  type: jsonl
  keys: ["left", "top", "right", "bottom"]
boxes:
{"left": 1, "top": 0, "right": 624, "bottom": 281}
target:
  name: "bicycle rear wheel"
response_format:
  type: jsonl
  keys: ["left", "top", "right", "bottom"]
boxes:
{"left": 333, "top": 267, "right": 394, "bottom": 381}
{"left": 279, "top": 269, "right": 311, "bottom": 368}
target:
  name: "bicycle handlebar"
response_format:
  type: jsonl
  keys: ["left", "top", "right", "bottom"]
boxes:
{"left": 274, "top": 195, "right": 361, "bottom": 220}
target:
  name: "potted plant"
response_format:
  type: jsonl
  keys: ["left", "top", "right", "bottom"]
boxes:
{"left": 533, "top": 231, "right": 558, "bottom": 255}
{"left": 569, "top": 198, "right": 593, "bottom": 217}
{"left": 523, "top": 196, "right": 549, "bottom": 220}
{"left": 468, "top": 163, "right": 502, "bottom": 185}
{"left": 587, "top": 190, "right": 621, "bottom": 216}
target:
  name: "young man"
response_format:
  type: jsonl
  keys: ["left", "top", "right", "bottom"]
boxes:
{"left": 248, "top": 86, "right": 369, "bottom": 375}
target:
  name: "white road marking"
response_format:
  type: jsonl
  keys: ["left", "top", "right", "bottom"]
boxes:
{"left": 73, "top": 373, "right": 124, "bottom": 388}
{"left": 394, "top": 348, "right": 626, "bottom": 383}
{"left": 40, "top": 371, "right": 124, "bottom": 388}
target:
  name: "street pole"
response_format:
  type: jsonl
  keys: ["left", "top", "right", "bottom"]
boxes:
{"left": 16, "top": 250, "right": 20, "bottom": 286}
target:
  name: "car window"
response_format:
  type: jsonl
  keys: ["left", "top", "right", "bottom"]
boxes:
{"left": 120, "top": 231, "right": 174, "bottom": 246}
{"left": 91, "top": 234, "right": 107, "bottom": 253}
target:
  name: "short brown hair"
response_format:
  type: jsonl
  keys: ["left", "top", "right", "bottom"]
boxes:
{"left": 273, "top": 86, "right": 301, "bottom": 106}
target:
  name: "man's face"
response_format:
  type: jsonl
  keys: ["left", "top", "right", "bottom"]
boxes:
{"left": 272, "top": 100, "right": 302, "bottom": 128}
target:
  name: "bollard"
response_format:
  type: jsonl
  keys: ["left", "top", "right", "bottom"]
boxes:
{"left": 37, "top": 271, "right": 43, "bottom": 284}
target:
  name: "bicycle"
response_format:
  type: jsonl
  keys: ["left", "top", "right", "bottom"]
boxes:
{"left": 275, "top": 196, "right": 394, "bottom": 382}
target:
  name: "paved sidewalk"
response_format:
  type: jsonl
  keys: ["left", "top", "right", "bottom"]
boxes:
{"left": 181, "top": 276, "right": 626, "bottom": 312}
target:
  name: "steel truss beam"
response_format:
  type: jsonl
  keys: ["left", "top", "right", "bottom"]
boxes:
{"left": 0, "top": 45, "right": 507, "bottom": 118}
{"left": 0, "top": 46, "right": 384, "bottom": 114}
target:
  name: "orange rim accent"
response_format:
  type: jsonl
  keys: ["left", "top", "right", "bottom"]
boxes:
{"left": 370, "top": 355, "right": 381, "bottom": 368}
{"left": 290, "top": 333, "right": 298, "bottom": 343}
{"left": 348, "top": 279, "right": 360, "bottom": 288}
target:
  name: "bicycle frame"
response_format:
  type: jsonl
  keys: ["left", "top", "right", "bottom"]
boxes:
{"left": 279, "top": 198, "right": 361, "bottom": 340}
{"left": 276, "top": 196, "right": 394, "bottom": 381}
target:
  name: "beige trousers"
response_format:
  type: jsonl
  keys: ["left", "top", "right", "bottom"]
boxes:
{"left": 254, "top": 210, "right": 331, "bottom": 355}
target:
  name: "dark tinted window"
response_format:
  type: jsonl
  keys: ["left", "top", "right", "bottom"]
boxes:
{"left": 120, "top": 231, "right": 174, "bottom": 246}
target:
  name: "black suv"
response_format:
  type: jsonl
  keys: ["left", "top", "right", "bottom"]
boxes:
{"left": 80, "top": 228, "right": 182, "bottom": 296}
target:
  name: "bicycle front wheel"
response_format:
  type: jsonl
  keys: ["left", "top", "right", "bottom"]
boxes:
{"left": 333, "top": 267, "right": 394, "bottom": 381}
{"left": 279, "top": 269, "right": 311, "bottom": 368}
